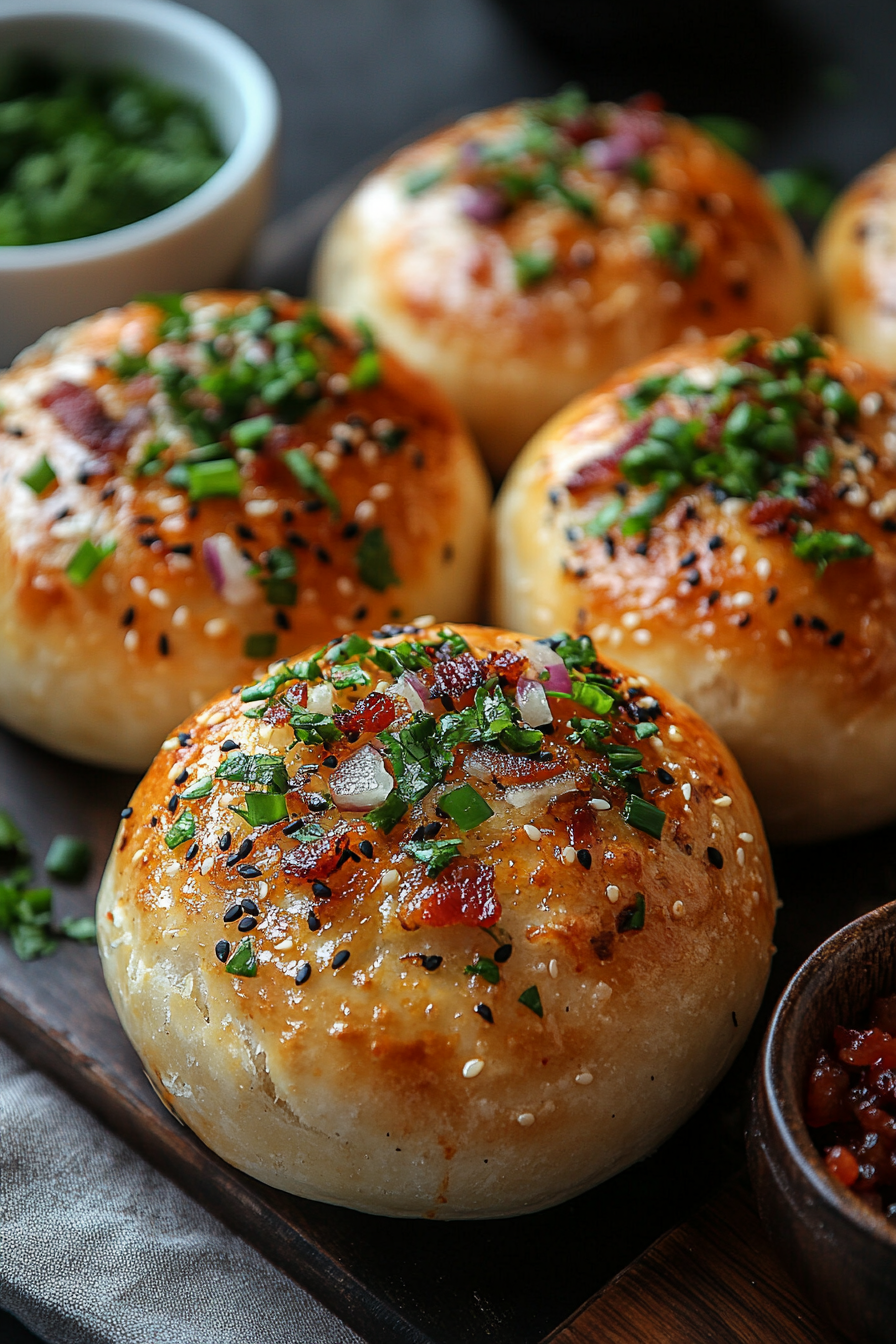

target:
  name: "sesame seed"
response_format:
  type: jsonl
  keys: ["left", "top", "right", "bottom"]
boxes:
{"left": 736, "top": 847, "right": 745, "bottom": 866}
{"left": 861, "top": 391, "right": 882, "bottom": 417}
{"left": 274, "top": 938, "right": 293, "bottom": 951}
{"left": 657, "top": 768, "right": 675, "bottom": 785}
{"left": 120, "top": 806, "right": 133, "bottom": 819}
{"left": 632, "top": 629, "right": 651, "bottom": 645}
{"left": 708, "top": 535, "right": 723, "bottom": 550}
{"left": 517, "top": 1112, "right": 535, "bottom": 1126}
{"left": 561, "top": 845, "right": 576, "bottom": 865}
{"left": 237, "top": 864, "right": 262, "bottom": 878}
{"left": 575, "top": 1072, "right": 593, "bottom": 1085}
{"left": 158, "top": 634, "right": 170, "bottom": 657}
{"left": 124, "top": 629, "right": 139, "bottom": 652}
{"left": 130, "top": 575, "right": 148, "bottom": 596}
{"left": 355, "top": 499, "right": 376, "bottom": 523}
{"left": 669, "top": 725, "right": 683, "bottom": 742}
{"left": 312, "top": 880, "right": 331, "bottom": 900}
{"left": 185, "top": 842, "right": 198, "bottom": 861}
{"left": 755, "top": 557, "right": 771, "bottom": 581}
{"left": 576, "top": 849, "right": 592, "bottom": 870}
{"left": 682, "top": 782, "right": 692, "bottom": 801}
{"left": 219, "top": 831, "right": 232, "bottom": 851}
{"left": 381, "top": 867, "right": 401, "bottom": 891}
{"left": 308, "top": 912, "right": 321, "bottom": 931}
{"left": 590, "top": 798, "right": 611, "bottom": 812}
{"left": 148, "top": 588, "right": 169, "bottom": 608}
{"left": 463, "top": 1058, "right": 485, "bottom": 1079}
{"left": 474, "top": 1003, "right": 494, "bottom": 1023}
{"left": 714, "top": 795, "right": 732, "bottom": 807}
{"left": 738, "top": 832, "right": 754, "bottom": 843}
{"left": 732, "top": 590, "right": 753, "bottom": 608}
{"left": 777, "top": 628, "right": 792, "bottom": 647}
{"left": 672, "top": 900, "right": 684, "bottom": 918}
{"left": 215, "top": 940, "right": 230, "bottom": 962}
{"left": 370, "top": 482, "right": 392, "bottom": 501}
{"left": 204, "top": 618, "right": 228, "bottom": 639}
{"left": 162, "top": 738, "right": 178, "bottom": 751}
{"left": 241, "top": 898, "right": 258, "bottom": 915}
{"left": 606, "top": 884, "right": 620, "bottom": 903}
{"left": 549, "top": 958, "right": 559, "bottom": 978}
{"left": 246, "top": 498, "right": 278, "bottom": 517}
{"left": 494, "top": 943, "right": 512, "bottom": 963}
{"left": 523, "top": 824, "right": 541, "bottom": 842}
{"left": 422, "top": 955, "right": 442, "bottom": 970}
{"left": 237, "top": 915, "right": 257, "bottom": 932}
{"left": 201, "top": 856, "right": 213, "bottom": 875}
{"left": 332, "top": 949, "right": 350, "bottom": 969}
{"left": 621, "top": 611, "right": 641, "bottom": 630}
{"left": 295, "top": 962, "right": 311, "bottom": 985}
{"left": 731, "top": 544, "right": 747, "bottom": 565}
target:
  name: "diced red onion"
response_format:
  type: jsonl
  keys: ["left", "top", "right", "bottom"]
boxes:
{"left": 583, "top": 132, "right": 642, "bottom": 173}
{"left": 459, "top": 184, "right": 507, "bottom": 224}
{"left": 202, "top": 533, "right": 257, "bottom": 606}
{"left": 516, "top": 678, "right": 553, "bottom": 728}
{"left": 391, "top": 673, "right": 426, "bottom": 714}
{"left": 520, "top": 640, "right": 571, "bottom": 695}
{"left": 307, "top": 681, "right": 335, "bottom": 716}
{"left": 329, "top": 745, "right": 394, "bottom": 812}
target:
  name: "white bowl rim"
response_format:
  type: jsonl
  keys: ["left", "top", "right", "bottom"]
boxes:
{"left": 0, "top": 0, "right": 280, "bottom": 270}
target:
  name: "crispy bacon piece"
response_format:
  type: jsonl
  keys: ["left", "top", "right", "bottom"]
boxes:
{"left": 748, "top": 495, "right": 795, "bottom": 536}
{"left": 42, "top": 382, "right": 141, "bottom": 455}
{"left": 398, "top": 858, "right": 500, "bottom": 930}
{"left": 264, "top": 683, "right": 307, "bottom": 726}
{"left": 430, "top": 652, "right": 483, "bottom": 702}
{"left": 477, "top": 647, "right": 526, "bottom": 684}
{"left": 565, "top": 420, "right": 651, "bottom": 495}
{"left": 334, "top": 691, "right": 396, "bottom": 735}
{"left": 282, "top": 827, "right": 356, "bottom": 888}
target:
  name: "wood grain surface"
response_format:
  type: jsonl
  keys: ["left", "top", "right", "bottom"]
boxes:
{"left": 0, "top": 716, "right": 885, "bottom": 1344}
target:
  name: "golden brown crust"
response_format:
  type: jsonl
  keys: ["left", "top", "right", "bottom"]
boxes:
{"left": 97, "top": 622, "right": 775, "bottom": 1218}
{"left": 0, "top": 291, "right": 490, "bottom": 768}
{"left": 818, "top": 151, "right": 896, "bottom": 368}
{"left": 492, "top": 333, "right": 896, "bottom": 841}
{"left": 314, "top": 99, "right": 815, "bottom": 476}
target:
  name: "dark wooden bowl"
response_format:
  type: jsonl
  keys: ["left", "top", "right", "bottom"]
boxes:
{"left": 747, "top": 900, "right": 896, "bottom": 1344}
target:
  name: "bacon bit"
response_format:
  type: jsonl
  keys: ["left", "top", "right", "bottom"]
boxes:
{"left": 334, "top": 691, "right": 396, "bottom": 735}
{"left": 477, "top": 647, "right": 526, "bottom": 684}
{"left": 282, "top": 828, "right": 357, "bottom": 886}
{"left": 42, "top": 382, "right": 143, "bottom": 454}
{"left": 430, "top": 652, "right": 484, "bottom": 701}
{"left": 565, "top": 419, "right": 651, "bottom": 495}
{"left": 805, "top": 1048, "right": 852, "bottom": 1127}
{"left": 825, "top": 1145, "right": 860, "bottom": 1188}
{"left": 748, "top": 495, "right": 795, "bottom": 536}
{"left": 465, "top": 745, "right": 568, "bottom": 787}
{"left": 263, "top": 700, "right": 291, "bottom": 726}
{"left": 399, "top": 859, "right": 501, "bottom": 930}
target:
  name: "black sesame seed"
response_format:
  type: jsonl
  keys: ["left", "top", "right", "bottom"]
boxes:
{"left": 322, "top": 755, "right": 337, "bottom": 768}
{"left": 139, "top": 533, "right": 160, "bottom": 547}
{"left": 809, "top": 616, "right": 829, "bottom": 632}
{"left": 634, "top": 540, "right": 649, "bottom": 556}
{"left": 411, "top": 825, "right": 426, "bottom": 842}
{"left": 237, "top": 915, "right": 257, "bottom": 932}
{"left": 178, "top": 732, "right": 191, "bottom": 745}
{"left": 120, "top": 806, "right": 133, "bottom": 819}
{"left": 168, "top": 794, "right": 179, "bottom": 812}
{"left": 828, "top": 630, "right": 845, "bottom": 647}
{"left": 680, "top": 551, "right": 697, "bottom": 568}
{"left": 169, "top": 543, "right": 193, "bottom": 555}
{"left": 576, "top": 849, "right": 592, "bottom": 869}
{"left": 303, "top": 500, "right": 324, "bottom": 514}
{"left": 221, "top": 739, "right": 239, "bottom": 752}
{"left": 185, "top": 842, "right": 198, "bottom": 861}
{"left": 175, "top": 769, "right": 188, "bottom": 785}
{"left": 219, "top": 831, "right": 232, "bottom": 851}
{"left": 737, "top": 612, "right": 751, "bottom": 627}
{"left": 312, "top": 880, "right": 331, "bottom": 900}
{"left": 158, "top": 634, "right": 170, "bottom": 656}
{"left": 344, "top": 729, "right": 360, "bottom": 743}
{"left": 657, "top": 767, "right": 675, "bottom": 786}
{"left": 686, "top": 569, "right": 700, "bottom": 586}
{"left": 332, "top": 949, "right": 350, "bottom": 969}
{"left": 223, "top": 904, "right": 242, "bottom": 922}
{"left": 883, "top": 518, "right": 896, "bottom": 534}
{"left": 275, "top": 610, "right": 291, "bottom": 630}
{"left": 474, "top": 1003, "right": 494, "bottom": 1024}
{"left": 287, "top": 531, "right": 309, "bottom": 548}
{"left": 136, "top": 515, "right": 156, "bottom": 525}
{"left": 237, "top": 864, "right": 262, "bottom": 879}
{"left": 282, "top": 820, "right": 304, "bottom": 836}
{"left": 121, "top": 606, "right": 135, "bottom": 627}
{"left": 236, "top": 523, "right": 256, "bottom": 541}
{"left": 236, "top": 838, "right": 253, "bottom": 860}
{"left": 308, "top": 912, "right": 321, "bottom": 932}
{"left": 353, "top": 606, "right": 368, "bottom": 621}
{"left": 150, "top": 816, "right": 158, "bottom": 826}
{"left": 215, "top": 940, "right": 230, "bottom": 962}
{"left": 793, "top": 614, "right": 804, "bottom": 628}
{"left": 315, "top": 546, "right": 332, "bottom": 564}
{"left": 707, "top": 589, "right": 720, "bottom": 606}
{"left": 422, "top": 821, "right": 442, "bottom": 839}
{"left": 295, "top": 962, "right": 311, "bottom": 985}
{"left": 707, "top": 847, "right": 724, "bottom": 869}
{"left": 766, "top": 586, "right": 778, "bottom": 604}
{"left": 605, "top": 535, "right": 616, "bottom": 558}
{"left": 308, "top": 795, "right": 329, "bottom": 812}
{"left": 358, "top": 839, "right": 374, "bottom": 859}
{"left": 422, "top": 955, "right": 442, "bottom": 971}
{"left": 342, "top": 521, "right": 360, "bottom": 539}
{"left": 494, "top": 943, "right": 512, "bottom": 964}
{"left": 708, "top": 535, "right": 723, "bottom": 551}
{"left": 240, "top": 898, "right": 258, "bottom": 915}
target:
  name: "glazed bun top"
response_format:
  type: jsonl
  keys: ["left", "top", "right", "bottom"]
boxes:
{"left": 100, "top": 621, "right": 774, "bottom": 1217}
{"left": 314, "top": 89, "right": 814, "bottom": 475}
{"left": 0, "top": 291, "right": 489, "bottom": 766}
{"left": 817, "top": 150, "right": 896, "bottom": 369}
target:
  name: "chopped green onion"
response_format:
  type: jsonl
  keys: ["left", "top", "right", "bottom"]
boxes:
{"left": 464, "top": 956, "right": 500, "bottom": 984}
{"left": 513, "top": 249, "right": 555, "bottom": 288}
{"left": 263, "top": 577, "right": 297, "bottom": 607}
{"left": 518, "top": 984, "right": 543, "bottom": 1017}
{"left": 283, "top": 448, "right": 340, "bottom": 516}
{"left": 617, "top": 892, "right": 646, "bottom": 931}
{"left": 356, "top": 527, "right": 399, "bottom": 591}
{"left": 329, "top": 633, "right": 372, "bottom": 663}
{"left": 622, "top": 794, "right": 665, "bottom": 839}
{"left": 65, "top": 537, "right": 116, "bottom": 585}
{"left": 44, "top": 836, "right": 91, "bottom": 882}
{"left": 349, "top": 349, "right": 382, "bottom": 388}
{"left": 244, "top": 632, "right": 277, "bottom": 660}
{"left": 635, "top": 722, "right": 659, "bottom": 739}
{"left": 585, "top": 496, "right": 624, "bottom": 537}
{"left": 621, "top": 375, "right": 671, "bottom": 420}
{"left": 365, "top": 792, "right": 407, "bottom": 833}
{"left": 230, "top": 414, "right": 274, "bottom": 448}
{"left": 165, "top": 809, "right": 195, "bottom": 849}
{"left": 185, "top": 458, "right": 242, "bottom": 501}
{"left": 181, "top": 775, "right": 214, "bottom": 800}
{"left": 646, "top": 221, "right": 699, "bottom": 277}
{"left": 820, "top": 379, "right": 858, "bottom": 421}
{"left": 232, "top": 792, "right": 288, "bottom": 827}
{"left": 438, "top": 784, "right": 493, "bottom": 831}
{"left": 225, "top": 936, "right": 257, "bottom": 977}
{"left": 21, "top": 456, "right": 56, "bottom": 494}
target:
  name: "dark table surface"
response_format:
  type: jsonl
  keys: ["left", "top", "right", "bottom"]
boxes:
{"left": 7, "top": 1, "right": 896, "bottom": 1341}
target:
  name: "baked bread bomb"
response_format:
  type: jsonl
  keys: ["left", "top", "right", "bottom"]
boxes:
{"left": 98, "top": 622, "right": 775, "bottom": 1219}
{"left": 817, "top": 151, "right": 896, "bottom": 370}
{"left": 0, "top": 291, "right": 489, "bottom": 770}
{"left": 493, "top": 328, "right": 896, "bottom": 843}
{"left": 313, "top": 88, "right": 814, "bottom": 478}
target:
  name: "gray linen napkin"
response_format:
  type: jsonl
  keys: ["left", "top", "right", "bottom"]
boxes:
{"left": 0, "top": 1039, "right": 362, "bottom": 1344}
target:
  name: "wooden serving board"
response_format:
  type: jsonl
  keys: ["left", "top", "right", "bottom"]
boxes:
{"left": 0, "top": 720, "right": 883, "bottom": 1343}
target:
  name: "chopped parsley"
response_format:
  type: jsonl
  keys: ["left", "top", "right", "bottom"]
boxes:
{"left": 283, "top": 448, "right": 340, "bottom": 515}
{"left": 513, "top": 250, "right": 555, "bottom": 288}
{"left": 646, "top": 221, "right": 699, "bottom": 277}
{"left": 403, "top": 837, "right": 461, "bottom": 875}
{"left": 356, "top": 527, "right": 399, "bottom": 591}
{"left": 792, "top": 528, "right": 873, "bottom": 573}
{"left": 216, "top": 753, "right": 289, "bottom": 793}
{"left": 164, "top": 809, "right": 195, "bottom": 849}
{"left": 518, "top": 984, "right": 544, "bottom": 1017}
{"left": 225, "top": 936, "right": 257, "bottom": 977}
{"left": 464, "top": 956, "right": 500, "bottom": 985}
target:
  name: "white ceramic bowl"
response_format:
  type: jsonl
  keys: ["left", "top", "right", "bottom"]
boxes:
{"left": 0, "top": 0, "right": 280, "bottom": 367}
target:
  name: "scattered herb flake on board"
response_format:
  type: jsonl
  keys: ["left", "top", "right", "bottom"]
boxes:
{"left": 44, "top": 835, "right": 91, "bottom": 882}
{"left": 0, "top": 810, "right": 96, "bottom": 959}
